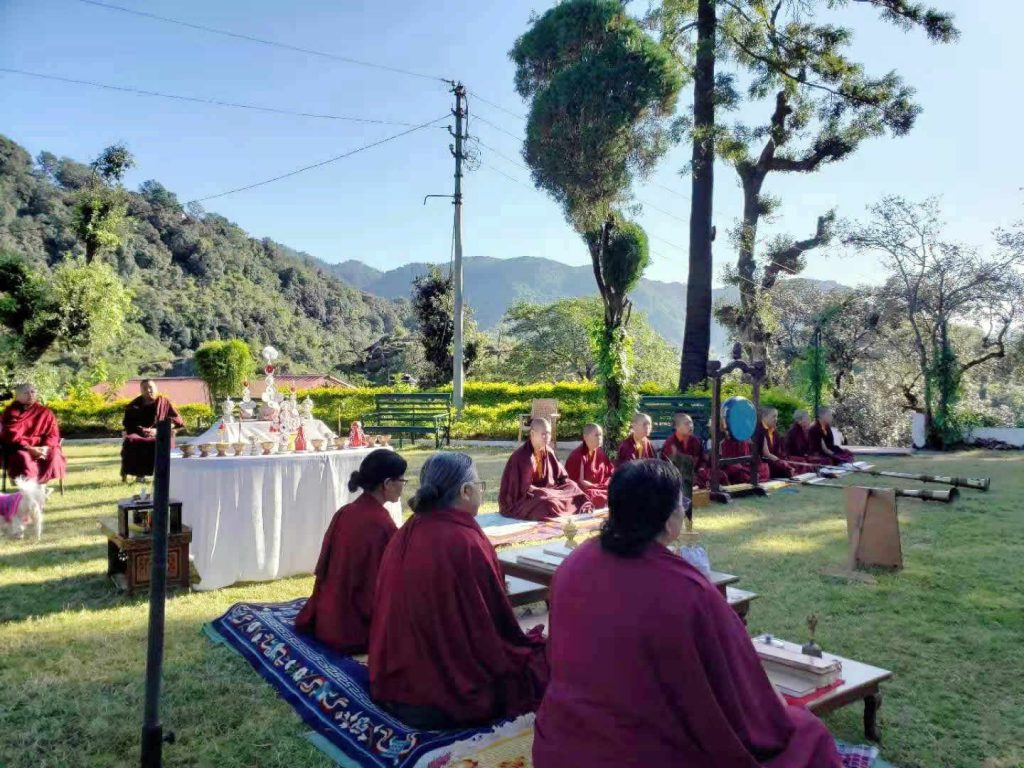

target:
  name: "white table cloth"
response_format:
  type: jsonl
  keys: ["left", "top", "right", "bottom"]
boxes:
{"left": 170, "top": 447, "right": 401, "bottom": 591}
{"left": 188, "top": 418, "right": 335, "bottom": 446}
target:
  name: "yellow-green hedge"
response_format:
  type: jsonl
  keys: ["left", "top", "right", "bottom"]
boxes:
{"left": 45, "top": 381, "right": 806, "bottom": 440}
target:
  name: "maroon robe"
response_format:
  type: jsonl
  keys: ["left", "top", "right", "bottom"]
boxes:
{"left": 120, "top": 395, "right": 185, "bottom": 478}
{"left": 498, "top": 442, "right": 592, "bottom": 521}
{"left": 369, "top": 506, "right": 548, "bottom": 727}
{"left": 808, "top": 421, "right": 855, "bottom": 465}
{"left": 721, "top": 437, "right": 770, "bottom": 484}
{"left": 615, "top": 436, "right": 655, "bottom": 466}
{"left": 783, "top": 424, "right": 826, "bottom": 471}
{"left": 659, "top": 432, "right": 724, "bottom": 488}
{"left": 534, "top": 539, "right": 842, "bottom": 768}
{"left": 564, "top": 443, "right": 614, "bottom": 508}
{"left": 0, "top": 402, "right": 66, "bottom": 483}
{"left": 753, "top": 423, "right": 794, "bottom": 479}
{"left": 295, "top": 492, "right": 397, "bottom": 654}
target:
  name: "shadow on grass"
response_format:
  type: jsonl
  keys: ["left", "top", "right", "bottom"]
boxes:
{"left": 0, "top": 540, "right": 104, "bottom": 569}
{"left": 0, "top": 571, "right": 123, "bottom": 623}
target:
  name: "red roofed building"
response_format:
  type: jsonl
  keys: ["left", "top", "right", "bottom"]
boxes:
{"left": 93, "top": 374, "right": 353, "bottom": 405}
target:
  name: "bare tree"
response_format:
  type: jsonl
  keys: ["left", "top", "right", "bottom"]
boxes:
{"left": 845, "top": 197, "right": 1024, "bottom": 447}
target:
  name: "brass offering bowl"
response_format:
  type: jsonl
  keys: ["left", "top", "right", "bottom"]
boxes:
{"left": 260, "top": 441, "right": 275, "bottom": 455}
{"left": 215, "top": 442, "right": 229, "bottom": 457}
{"left": 198, "top": 443, "right": 213, "bottom": 458}
{"left": 180, "top": 444, "right": 195, "bottom": 458}
{"left": 312, "top": 438, "right": 325, "bottom": 452}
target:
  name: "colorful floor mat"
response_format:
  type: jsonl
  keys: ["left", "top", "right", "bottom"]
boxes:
{"left": 205, "top": 600, "right": 889, "bottom": 768}
{"left": 204, "top": 599, "right": 525, "bottom": 768}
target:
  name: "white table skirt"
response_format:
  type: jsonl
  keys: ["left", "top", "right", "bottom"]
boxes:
{"left": 170, "top": 447, "right": 402, "bottom": 591}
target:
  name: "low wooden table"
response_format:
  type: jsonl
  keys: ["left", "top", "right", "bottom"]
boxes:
{"left": 725, "top": 586, "right": 758, "bottom": 623}
{"left": 756, "top": 635, "right": 893, "bottom": 742}
{"left": 497, "top": 545, "right": 743, "bottom": 605}
{"left": 505, "top": 575, "right": 549, "bottom": 607}
{"left": 100, "top": 517, "right": 192, "bottom": 596}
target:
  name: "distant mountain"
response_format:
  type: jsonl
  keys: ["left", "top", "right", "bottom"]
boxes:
{"left": 329, "top": 256, "right": 738, "bottom": 350}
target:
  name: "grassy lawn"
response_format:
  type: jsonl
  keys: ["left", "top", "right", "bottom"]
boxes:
{"left": 0, "top": 444, "right": 1021, "bottom": 768}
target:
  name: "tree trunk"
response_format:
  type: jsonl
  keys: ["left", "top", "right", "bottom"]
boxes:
{"left": 679, "top": 0, "right": 716, "bottom": 391}
{"left": 735, "top": 170, "right": 766, "bottom": 361}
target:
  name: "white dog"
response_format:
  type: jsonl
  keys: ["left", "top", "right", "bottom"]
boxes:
{"left": 0, "top": 478, "right": 51, "bottom": 539}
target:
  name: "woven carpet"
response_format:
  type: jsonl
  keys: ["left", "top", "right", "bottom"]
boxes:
{"left": 205, "top": 599, "right": 892, "bottom": 768}
{"left": 204, "top": 599, "right": 526, "bottom": 768}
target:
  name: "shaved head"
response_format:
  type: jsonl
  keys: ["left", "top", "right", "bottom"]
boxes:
{"left": 582, "top": 422, "right": 604, "bottom": 451}
{"left": 530, "top": 417, "right": 551, "bottom": 432}
{"left": 529, "top": 417, "right": 552, "bottom": 451}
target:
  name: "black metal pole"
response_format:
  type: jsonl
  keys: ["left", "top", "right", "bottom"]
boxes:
{"left": 141, "top": 418, "right": 171, "bottom": 767}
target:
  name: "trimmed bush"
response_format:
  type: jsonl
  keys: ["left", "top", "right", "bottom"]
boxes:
{"left": 44, "top": 381, "right": 808, "bottom": 440}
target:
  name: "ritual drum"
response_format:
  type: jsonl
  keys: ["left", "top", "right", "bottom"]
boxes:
{"left": 722, "top": 396, "right": 757, "bottom": 441}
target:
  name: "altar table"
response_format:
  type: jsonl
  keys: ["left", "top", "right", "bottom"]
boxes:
{"left": 170, "top": 447, "right": 401, "bottom": 591}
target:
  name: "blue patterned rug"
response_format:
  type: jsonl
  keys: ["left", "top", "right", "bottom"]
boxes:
{"left": 204, "top": 599, "right": 510, "bottom": 768}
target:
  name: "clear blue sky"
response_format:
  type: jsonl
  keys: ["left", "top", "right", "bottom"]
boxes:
{"left": 2, "top": 0, "right": 1022, "bottom": 289}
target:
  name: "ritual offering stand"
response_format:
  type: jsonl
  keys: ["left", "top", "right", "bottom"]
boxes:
{"left": 707, "top": 345, "right": 767, "bottom": 503}
{"left": 102, "top": 495, "right": 191, "bottom": 595}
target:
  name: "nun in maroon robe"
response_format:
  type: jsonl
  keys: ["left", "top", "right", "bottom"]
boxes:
{"left": 721, "top": 435, "right": 770, "bottom": 484}
{"left": 534, "top": 460, "right": 842, "bottom": 768}
{"left": 295, "top": 449, "right": 405, "bottom": 654}
{"left": 753, "top": 408, "right": 794, "bottom": 479}
{"left": 499, "top": 418, "right": 592, "bottom": 521}
{"left": 120, "top": 380, "right": 185, "bottom": 479}
{"left": 1, "top": 384, "right": 66, "bottom": 484}
{"left": 565, "top": 424, "right": 614, "bottom": 508}
{"left": 615, "top": 413, "right": 655, "bottom": 466}
{"left": 370, "top": 452, "right": 548, "bottom": 729}
{"left": 784, "top": 411, "right": 826, "bottom": 471}
{"left": 659, "top": 412, "right": 724, "bottom": 488}
{"left": 809, "top": 408, "right": 855, "bottom": 465}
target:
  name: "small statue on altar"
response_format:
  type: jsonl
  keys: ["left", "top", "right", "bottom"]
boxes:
{"left": 295, "top": 424, "right": 307, "bottom": 452}
{"left": 563, "top": 518, "right": 579, "bottom": 549}
{"left": 239, "top": 381, "right": 256, "bottom": 419}
{"left": 349, "top": 421, "right": 368, "bottom": 448}
{"left": 221, "top": 396, "right": 236, "bottom": 425}
{"left": 802, "top": 614, "right": 823, "bottom": 658}
{"left": 301, "top": 395, "right": 314, "bottom": 421}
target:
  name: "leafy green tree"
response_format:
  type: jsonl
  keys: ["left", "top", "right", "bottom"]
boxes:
{"left": 73, "top": 144, "right": 135, "bottom": 264}
{"left": 0, "top": 252, "right": 58, "bottom": 362}
{"left": 653, "top": 0, "right": 957, "bottom": 386}
{"left": 193, "top": 339, "right": 255, "bottom": 405}
{"left": 411, "top": 266, "right": 480, "bottom": 387}
{"left": 48, "top": 257, "right": 133, "bottom": 356}
{"left": 501, "top": 296, "right": 679, "bottom": 386}
{"left": 511, "top": 0, "right": 683, "bottom": 439}
{"left": 844, "top": 197, "right": 1024, "bottom": 448}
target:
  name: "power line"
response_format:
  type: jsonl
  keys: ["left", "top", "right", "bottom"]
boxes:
{"left": 648, "top": 180, "right": 690, "bottom": 199}
{"left": 188, "top": 115, "right": 448, "bottom": 203}
{"left": 468, "top": 90, "right": 526, "bottom": 121}
{"left": 0, "top": 67, "right": 443, "bottom": 127}
{"left": 471, "top": 136, "right": 529, "bottom": 172}
{"left": 470, "top": 113, "right": 526, "bottom": 143}
{"left": 478, "top": 160, "right": 534, "bottom": 190}
{"left": 75, "top": 0, "right": 452, "bottom": 84}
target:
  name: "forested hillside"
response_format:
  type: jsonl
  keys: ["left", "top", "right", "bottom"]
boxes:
{"left": 0, "top": 134, "right": 413, "bottom": 385}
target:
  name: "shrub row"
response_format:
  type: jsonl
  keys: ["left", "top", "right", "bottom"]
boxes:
{"left": 46, "top": 381, "right": 807, "bottom": 440}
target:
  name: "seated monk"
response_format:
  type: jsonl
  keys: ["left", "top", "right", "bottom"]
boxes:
{"left": 120, "top": 379, "right": 185, "bottom": 481}
{"left": 752, "top": 406, "right": 794, "bottom": 479}
{"left": 615, "top": 412, "right": 655, "bottom": 465}
{"left": 533, "top": 459, "right": 843, "bottom": 768}
{"left": 784, "top": 409, "right": 826, "bottom": 472}
{"left": 0, "top": 382, "right": 66, "bottom": 485}
{"left": 498, "top": 418, "right": 592, "bottom": 521}
{"left": 565, "top": 423, "right": 614, "bottom": 509}
{"left": 808, "top": 406, "right": 855, "bottom": 465}
{"left": 659, "top": 412, "right": 725, "bottom": 489}
{"left": 295, "top": 449, "right": 406, "bottom": 654}
{"left": 370, "top": 452, "right": 549, "bottom": 729}
{"left": 720, "top": 422, "right": 770, "bottom": 485}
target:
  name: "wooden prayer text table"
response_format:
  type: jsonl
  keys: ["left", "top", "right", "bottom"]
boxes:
{"left": 497, "top": 545, "right": 750, "bottom": 617}
{"left": 756, "top": 635, "right": 893, "bottom": 742}
{"left": 505, "top": 575, "right": 550, "bottom": 607}
{"left": 100, "top": 517, "right": 192, "bottom": 596}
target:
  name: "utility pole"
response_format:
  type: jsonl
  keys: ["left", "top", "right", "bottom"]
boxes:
{"left": 450, "top": 82, "right": 466, "bottom": 411}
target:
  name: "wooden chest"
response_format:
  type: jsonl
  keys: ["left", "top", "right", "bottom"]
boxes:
{"left": 101, "top": 517, "right": 192, "bottom": 595}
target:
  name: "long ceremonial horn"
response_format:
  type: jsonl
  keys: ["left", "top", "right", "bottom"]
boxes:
{"left": 794, "top": 475, "right": 958, "bottom": 503}
{"left": 843, "top": 465, "right": 989, "bottom": 492}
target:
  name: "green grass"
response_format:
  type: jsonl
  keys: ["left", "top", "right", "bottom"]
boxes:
{"left": 0, "top": 445, "right": 1021, "bottom": 767}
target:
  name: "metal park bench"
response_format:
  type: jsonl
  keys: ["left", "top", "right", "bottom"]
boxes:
{"left": 361, "top": 392, "right": 452, "bottom": 448}
{"left": 637, "top": 395, "right": 713, "bottom": 443}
